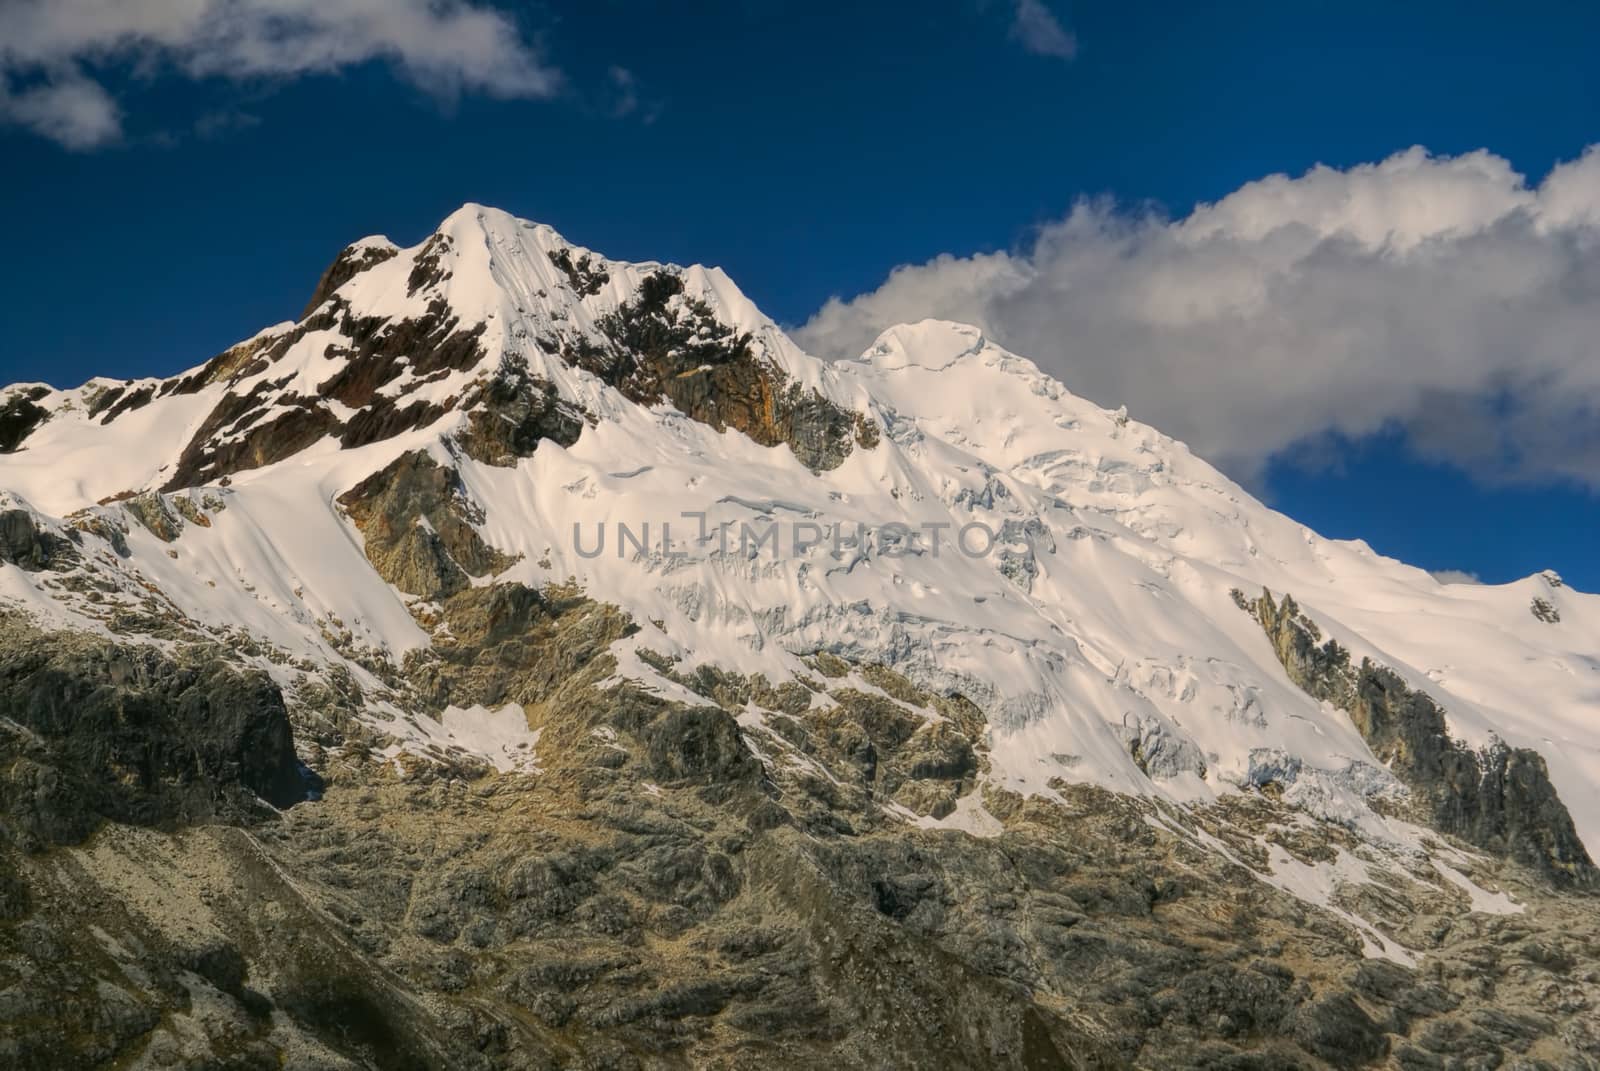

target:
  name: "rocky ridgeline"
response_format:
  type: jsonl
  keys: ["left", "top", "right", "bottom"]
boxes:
{"left": 1239, "top": 588, "right": 1597, "bottom": 888}
{"left": 4, "top": 227, "right": 878, "bottom": 499}
{"left": 556, "top": 269, "right": 872, "bottom": 472}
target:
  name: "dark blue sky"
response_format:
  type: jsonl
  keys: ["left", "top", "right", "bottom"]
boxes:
{"left": 4, "top": 0, "right": 1599, "bottom": 588}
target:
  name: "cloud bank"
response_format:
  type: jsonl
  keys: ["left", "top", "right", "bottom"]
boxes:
{"left": 798, "top": 147, "right": 1600, "bottom": 488}
{"left": 0, "top": 0, "right": 558, "bottom": 148}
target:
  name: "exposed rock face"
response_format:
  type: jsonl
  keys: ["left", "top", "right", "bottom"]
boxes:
{"left": 83, "top": 336, "right": 287, "bottom": 435}
{"left": 315, "top": 298, "right": 484, "bottom": 411}
{"left": 0, "top": 620, "right": 306, "bottom": 849}
{"left": 159, "top": 289, "right": 487, "bottom": 491}
{"left": 1243, "top": 588, "right": 1597, "bottom": 887}
{"left": 643, "top": 655, "right": 989, "bottom": 822}
{"left": 338, "top": 451, "right": 517, "bottom": 600}
{"left": 302, "top": 240, "right": 400, "bottom": 318}
{"left": 5, "top": 605, "right": 1600, "bottom": 1068}
{"left": 547, "top": 246, "right": 610, "bottom": 297}
{"left": 52, "top": 219, "right": 881, "bottom": 504}
{"left": 120, "top": 491, "right": 184, "bottom": 542}
{"left": 404, "top": 580, "right": 637, "bottom": 713}
{"left": 561, "top": 271, "right": 868, "bottom": 472}
{"left": 408, "top": 233, "right": 453, "bottom": 295}
{"left": 0, "top": 510, "right": 76, "bottom": 571}
{"left": 160, "top": 375, "right": 342, "bottom": 492}
{"left": 454, "top": 355, "right": 585, "bottom": 467}
{"left": 157, "top": 332, "right": 287, "bottom": 401}
{"left": 0, "top": 388, "right": 49, "bottom": 452}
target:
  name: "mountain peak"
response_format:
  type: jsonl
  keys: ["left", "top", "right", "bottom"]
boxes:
{"left": 432, "top": 200, "right": 533, "bottom": 240}
{"left": 3, "top": 211, "right": 1598, "bottom": 922}
{"left": 860, "top": 319, "right": 991, "bottom": 369}
{"left": 0, "top": 205, "right": 883, "bottom": 513}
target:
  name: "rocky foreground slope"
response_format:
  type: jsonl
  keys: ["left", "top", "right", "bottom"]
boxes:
{"left": 2, "top": 205, "right": 1599, "bottom": 1068}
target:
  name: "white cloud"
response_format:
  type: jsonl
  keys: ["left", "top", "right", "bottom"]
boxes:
{"left": 0, "top": 0, "right": 559, "bottom": 148}
{"left": 0, "top": 75, "right": 121, "bottom": 149}
{"left": 1431, "top": 570, "right": 1484, "bottom": 585}
{"left": 1010, "top": 0, "right": 1077, "bottom": 59}
{"left": 797, "top": 147, "right": 1600, "bottom": 489}
{"left": 608, "top": 66, "right": 639, "bottom": 118}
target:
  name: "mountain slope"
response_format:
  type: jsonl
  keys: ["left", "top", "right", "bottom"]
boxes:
{"left": 2, "top": 205, "right": 1599, "bottom": 1069}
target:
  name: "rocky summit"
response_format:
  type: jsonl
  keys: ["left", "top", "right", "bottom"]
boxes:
{"left": 1, "top": 205, "right": 1599, "bottom": 1069}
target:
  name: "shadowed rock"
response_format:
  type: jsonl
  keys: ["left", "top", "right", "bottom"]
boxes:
{"left": 0, "top": 624, "right": 307, "bottom": 848}
{"left": 0, "top": 388, "right": 49, "bottom": 452}
{"left": 0, "top": 510, "right": 77, "bottom": 571}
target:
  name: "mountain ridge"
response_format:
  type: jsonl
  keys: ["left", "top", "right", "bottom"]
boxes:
{"left": 2, "top": 204, "right": 1596, "bottom": 859}
{"left": 3, "top": 204, "right": 1600, "bottom": 1068}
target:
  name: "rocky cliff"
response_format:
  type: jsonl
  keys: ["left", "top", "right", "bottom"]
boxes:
{"left": 1241, "top": 588, "right": 1597, "bottom": 888}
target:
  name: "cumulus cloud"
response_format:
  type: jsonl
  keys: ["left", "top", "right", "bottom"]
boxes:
{"left": 1010, "top": 0, "right": 1077, "bottom": 59}
{"left": 0, "top": 0, "right": 559, "bottom": 148}
{"left": 0, "top": 74, "right": 121, "bottom": 149}
{"left": 797, "top": 147, "right": 1600, "bottom": 489}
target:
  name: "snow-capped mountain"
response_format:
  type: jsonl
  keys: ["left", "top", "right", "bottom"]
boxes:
{"left": 4, "top": 205, "right": 1599, "bottom": 1068}
{"left": 5, "top": 202, "right": 1596, "bottom": 855}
